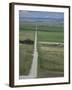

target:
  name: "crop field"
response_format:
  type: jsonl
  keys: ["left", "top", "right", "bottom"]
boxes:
{"left": 38, "top": 31, "right": 64, "bottom": 42}
{"left": 19, "top": 30, "right": 34, "bottom": 75}
{"left": 37, "top": 44, "right": 64, "bottom": 78}
{"left": 19, "top": 23, "right": 64, "bottom": 78}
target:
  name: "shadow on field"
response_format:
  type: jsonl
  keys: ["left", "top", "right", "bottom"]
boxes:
{"left": 19, "top": 39, "right": 34, "bottom": 45}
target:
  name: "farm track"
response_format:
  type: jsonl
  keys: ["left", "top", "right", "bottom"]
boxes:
{"left": 19, "top": 41, "right": 64, "bottom": 79}
{"left": 39, "top": 41, "right": 64, "bottom": 45}
{"left": 19, "top": 25, "right": 38, "bottom": 79}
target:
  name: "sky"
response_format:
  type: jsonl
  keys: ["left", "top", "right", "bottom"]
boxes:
{"left": 19, "top": 10, "right": 64, "bottom": 19}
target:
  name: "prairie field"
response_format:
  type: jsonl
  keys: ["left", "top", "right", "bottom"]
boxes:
{"left": 19, "top": 30, "right": 34, "bottom": 75}
{"left": 19, "top": 23, "right": 64, "bottom": 78}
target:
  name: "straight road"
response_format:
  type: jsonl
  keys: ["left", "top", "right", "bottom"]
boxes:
{"left": 19, "top": 24, "right": 38, "bottom": 79}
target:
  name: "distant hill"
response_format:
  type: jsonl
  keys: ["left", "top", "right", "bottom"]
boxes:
{"left": 19, "top": 17, "right": 64, "bottom": 24}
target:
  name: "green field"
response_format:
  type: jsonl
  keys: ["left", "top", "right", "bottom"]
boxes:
{"left": 19, "top": 44, "right": 34, "bottom": 75}
{"left": 38, "top": 31, "right": 64, "bottom": 42}
{"left": 37, "top": 44, "right": 64, "bottom": 78}
{"left": 19, "top": 30, "right": 34, "bottom": 75}
{"left": 20, "top": 23, "right": 63, "bottom": 32}
{"left": 19, "top": 23, "right": 64, "bottom": 77}
{"left": 19, "top": 30, "right": 35, "bottom": 40}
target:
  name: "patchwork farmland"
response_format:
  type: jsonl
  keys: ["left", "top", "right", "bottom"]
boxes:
{"left": 19, "top": 22, "right": 64, "bottom": 78}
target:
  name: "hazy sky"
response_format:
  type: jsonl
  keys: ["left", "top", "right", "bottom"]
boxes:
{"left": 19, "top": 10, "right": 64, "bottom": 19}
